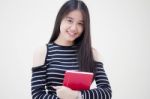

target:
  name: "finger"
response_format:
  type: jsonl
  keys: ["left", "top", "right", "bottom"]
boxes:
{"left": 52, "top": 86, "right": 62, "bottom": 90}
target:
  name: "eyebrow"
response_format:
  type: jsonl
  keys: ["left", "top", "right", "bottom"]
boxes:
{"left": 65, "top": 17, "right": 84, "bottom": 23}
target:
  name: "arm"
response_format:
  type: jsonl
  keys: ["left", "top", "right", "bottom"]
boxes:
{"left": 31, "top": 44, "right": 59, "bottom": 99}
{"left": 80, "top": 48, "right": 112, "bottom": 99}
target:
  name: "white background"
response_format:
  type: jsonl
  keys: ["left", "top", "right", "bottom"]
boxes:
{"left": 0, "top": 0, "right": 150, "bottom": 99}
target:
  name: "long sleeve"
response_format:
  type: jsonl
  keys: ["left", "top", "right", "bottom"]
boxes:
{"left": 80, "top": 62, "right": 112, "bottom": 99}
{"left": 31, "top": 65, "right": 59, "bottom": 99}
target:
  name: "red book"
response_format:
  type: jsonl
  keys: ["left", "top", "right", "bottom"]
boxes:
{"left": 63, "top": 71, "right": 94, "bottom": 90}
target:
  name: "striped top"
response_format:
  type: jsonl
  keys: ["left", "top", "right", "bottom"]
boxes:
{"left": 31, "top": 42, "right": 112, "bottom": 99}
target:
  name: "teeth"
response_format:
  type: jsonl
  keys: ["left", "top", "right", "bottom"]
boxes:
{"left": 70, "top": 33, "right": 75, "bottom": 36}
{"left": 68, "top": 32, "right": 76, "bottom": 36}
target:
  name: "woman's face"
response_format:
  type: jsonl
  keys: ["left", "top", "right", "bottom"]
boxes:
{"left": 58, "top": 10, "right": 84, "bottom": 43}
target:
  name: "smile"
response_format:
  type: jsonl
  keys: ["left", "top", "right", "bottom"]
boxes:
{"left": 67, "top": 31, "right": 77, "bottom": 37}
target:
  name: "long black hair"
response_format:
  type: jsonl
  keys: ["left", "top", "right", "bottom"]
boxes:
{"left": 48, "top": 0, "right": 96, "bottom": 73}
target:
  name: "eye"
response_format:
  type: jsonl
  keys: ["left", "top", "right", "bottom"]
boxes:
{"left": 78, "top": 22, "right": 83, "bottom": 26}
{"left": 66, "top": 19, "right": 73, "bottom": 24}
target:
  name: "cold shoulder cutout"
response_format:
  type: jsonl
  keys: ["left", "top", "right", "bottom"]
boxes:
{"left": 92, "top": 48, "right": 103, "bottom": 62}
{"left": 32, "top": 44, "right": 47, "bottom": 68}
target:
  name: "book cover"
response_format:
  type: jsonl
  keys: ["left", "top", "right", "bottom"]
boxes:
{"left": 63, "top": 71, "right": 94, "bottom": 90}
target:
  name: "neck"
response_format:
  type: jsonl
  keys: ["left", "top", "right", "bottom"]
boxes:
{"left": 54, "top": 39, "right": 74, "bottom": 46}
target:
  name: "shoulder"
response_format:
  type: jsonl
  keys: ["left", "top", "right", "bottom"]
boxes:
{"left": 32, "top": 44, "right": 47, "bottom": 67}
{"left": 92, "top": 48, "right": 102, "bottom": 62}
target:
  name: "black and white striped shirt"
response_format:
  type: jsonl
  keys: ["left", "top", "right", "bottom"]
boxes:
{"left": 31, "top": 42, "right": 112, "bottom": 99}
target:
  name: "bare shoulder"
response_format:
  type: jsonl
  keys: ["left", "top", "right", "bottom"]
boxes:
{"left": 32, "top": 44, "right": 47, "bottom": 67}
{"left": 92, "top": 48, "right": 102, "bottom": 62}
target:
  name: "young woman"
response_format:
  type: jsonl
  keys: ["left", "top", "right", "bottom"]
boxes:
{"left": 31, "top": 0, "right": 112, "bottom": 99}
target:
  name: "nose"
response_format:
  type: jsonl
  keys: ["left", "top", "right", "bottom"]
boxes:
{"left": 70, "top": 23, "right": 77, "bottom": 33}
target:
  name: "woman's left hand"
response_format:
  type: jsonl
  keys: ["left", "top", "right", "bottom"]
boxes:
{"left": 53, "top": 86, "right": 80, "bottom": 99}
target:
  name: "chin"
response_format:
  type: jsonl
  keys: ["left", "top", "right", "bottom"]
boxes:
{"left": 66, "top": 36, "right": 77, "bottom": 42}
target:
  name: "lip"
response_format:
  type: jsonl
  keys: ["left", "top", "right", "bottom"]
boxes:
{"left": 67, "top": 31, "right": 77, "bottom": 37}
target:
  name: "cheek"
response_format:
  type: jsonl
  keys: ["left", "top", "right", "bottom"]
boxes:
{"left": 60, "top": 22, "right": 67, "bottom": 33}
{"left": 78, "top": 27, "right": 84, "bottom": 35}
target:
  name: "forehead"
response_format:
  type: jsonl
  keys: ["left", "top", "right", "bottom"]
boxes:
{"left": 65, "top": 10, "right": 83, "bottom": 21}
